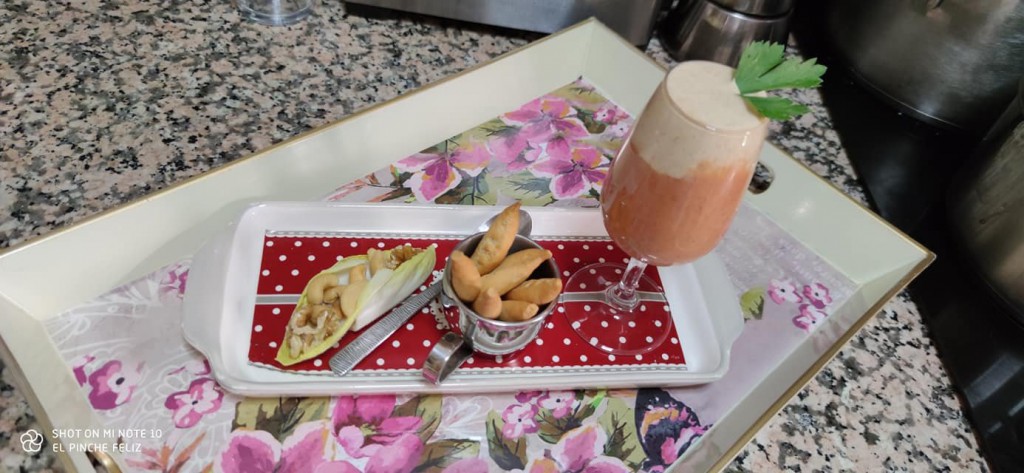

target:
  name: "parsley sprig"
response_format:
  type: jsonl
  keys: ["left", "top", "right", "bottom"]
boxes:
{"left": 735, "top": 42, "right": 827, "bottom": 120}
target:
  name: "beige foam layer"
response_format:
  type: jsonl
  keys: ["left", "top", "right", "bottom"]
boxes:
{"left": 630, "top": 61, "right": 767, "bottom": 178}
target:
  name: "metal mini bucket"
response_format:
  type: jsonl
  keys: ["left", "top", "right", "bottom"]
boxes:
{"left": 440, "top": 233, "right": 560, "bottom": 356}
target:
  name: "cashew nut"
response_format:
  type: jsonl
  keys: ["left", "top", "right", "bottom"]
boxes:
{"left": 323, "top": 285, "right": 346, "bottom": 304}
{"left": 306, "top": 272, "right": 340, "bottom": 305}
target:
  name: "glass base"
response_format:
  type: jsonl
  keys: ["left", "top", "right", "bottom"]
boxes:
{"left": 238, "top": 1, "right": 314, "bottom": 26}
{"left": 563, "top": 262, "right": 671, "bottom": 355}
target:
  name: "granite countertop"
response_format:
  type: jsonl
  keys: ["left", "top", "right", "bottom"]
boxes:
{"left": 0, "top": 1, "right": 988, "bottom": 471}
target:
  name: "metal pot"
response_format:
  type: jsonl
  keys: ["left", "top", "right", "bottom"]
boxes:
{"left": 345, "top": 0, "right": 666, "bottom": 46}
{"left": 949, "top": 78, "right": 1024, "bottom": 317}
{"left": 659, "top": 0, "right": 792, "bottom": 66}
{"left": 823, "top": 0, "right": 1024, "bottom": 135}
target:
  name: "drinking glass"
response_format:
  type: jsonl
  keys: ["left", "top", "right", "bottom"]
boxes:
{"left": 238, "top": 0, "right": 315, "bottom": 26}
{"left": 565, "top": 61, "right": 768, "bottom": 355}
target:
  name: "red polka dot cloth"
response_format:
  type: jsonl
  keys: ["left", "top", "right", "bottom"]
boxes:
{"left": 248, "top": 233, "right": 685, "bottom": 374}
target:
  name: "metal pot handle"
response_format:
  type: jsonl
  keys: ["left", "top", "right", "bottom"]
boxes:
{"left": 87, "top": 451, "right": 122, "bottom": 473}
{"left": 422, "top": 332, "right": 474, "bottom": 385}
{"left": 915, "top": 0, "right": 944, "bottom": 11}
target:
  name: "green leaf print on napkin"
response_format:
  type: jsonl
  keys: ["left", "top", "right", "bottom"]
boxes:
{"left": 376, "top": 186, "right": 414, "bottom": 203}
{"left": 537, "top": 391, "right": 593, "bottom": 444}
{"left": 471, "top": 173, "right": 493, "bottom": 203}
{"left": 599, "top": 398, "right": 647, "bottom": 470}
{"left": 414, "top": 439, "right": 481, "bottom": 473}
{"left": 486, "top": 411, "right": 528, "bottom": 470}
{"left": 393, "top": 395, "right": 443, "bottom": 443}
{"left": 486, "top": 172, "right": 556, "bottom": 205}
{"left": 577, "top": 109, "right": 608, "bottom": 134}
{"left": 231, "top": 397, "right": 330, "bottom": 442}
{"left": 740, "top": 287, "right": 766, "bottom": 320}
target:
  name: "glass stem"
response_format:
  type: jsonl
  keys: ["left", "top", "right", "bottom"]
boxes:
{"left": 606, "top": 257, "right": 647, "bottom": 311}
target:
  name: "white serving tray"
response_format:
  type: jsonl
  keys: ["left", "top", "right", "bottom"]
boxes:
{"left": 0, "top": 19, "right": 932, "bottom": 473}
{"left": 182, "top": 202, "right": 743, "bottom": 396}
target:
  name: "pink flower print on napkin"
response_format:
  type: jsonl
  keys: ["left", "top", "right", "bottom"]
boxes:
{"left": 803, "top": 282, "right": 832, "bottom": 309}
{"left": 793, "top": 304, "right": 828, "bottom": 332}
{"left": 86, "top": 359, "right": 142, "bottom": 410}
{"left": 164, "top": 378, "right": 224, "bottom": 428}
{"left": 523, "top": 424, "right": 630, "bottom": 473}
{"left": 488, "top": 131, "right": 542, "bottom": 173}
{"left": 501, "top": 403, "right": 539, "bottom": 439}
{"left": 395, "top": 142, "right": 490, "bottom": 202}
{"left": 602, "top": 120, "right": 632, "bottom": 141}
{"left": 767, "top": 279, "right": 803, "bottom": 305}
{"left": 593, "top": 105, "right": 626, "bottom": 125}
{"left": 531, "top": 146, "right": 610, "bottom": 200}
{"left": 654, "top": 425, "right": 710, "bottom": 470}
{"left": 72, "top": 354, "right": 96, "bottom": 386}
{"left": 504, "top": 97, "right": 579, "bottom": 138}
{"left": 159, "top": 262, "right": 189, "bottom": 301}
{"left": 515, "top": 390, "right": 544, "bottom": 403}
{"left": 217, "top": 421, "right": 359, "bottom": 473}
{"left": 543, "top": 118, "right": 591, "bottom": 160}
{"left": 331, "top": 395, "right": 424, "bottom": 472}
{"left": 504, "top": 97, "right": 589, "bottom": 157}
{"left": 539, "top": 391, "right": 576, "bottom": 419}
{"left": 168, "top": 359, "right": 212, "bottom": 377}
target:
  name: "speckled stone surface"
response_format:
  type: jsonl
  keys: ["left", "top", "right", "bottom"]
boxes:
{"left": 0, "top": 1, "right": 988, "bottom": 471}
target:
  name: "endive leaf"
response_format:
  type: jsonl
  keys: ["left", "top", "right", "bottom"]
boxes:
{"left": 352, "top": 246, "right": 436, "bottom": 331}
{"left": 275, "top": 309, "right": 356, "bottom": 367}
{"left": 274, "top": 247, "right": 437, "bottom": 366}
{"left": 275, "top": 255, "right": 366, "bottom": 366}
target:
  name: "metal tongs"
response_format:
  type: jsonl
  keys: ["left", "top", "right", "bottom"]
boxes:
{"left": 329, "top": 209, "right": 532, "bottom": 378}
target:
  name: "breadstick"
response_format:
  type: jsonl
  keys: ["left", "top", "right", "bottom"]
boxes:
{"left": 499, "top": 300, "right": 539, "bottom": 322}
{"left": 505, "top": 278, "right": 563, "bottom": 305}
{"left": 449, "top": 250, "right": 482, "bottom": 302}
{"left": 479, "top": 249, "right": 552, "bottom": 296}
{"left": 472, "top": 288, "right": 501, "bottom": 319}
{"left": 471, "top": 202, "right": 521, "bottom": 275}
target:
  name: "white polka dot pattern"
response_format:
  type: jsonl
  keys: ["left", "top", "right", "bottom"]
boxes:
{"left": 248, "top": 235, "right": 686, "bottom": 373}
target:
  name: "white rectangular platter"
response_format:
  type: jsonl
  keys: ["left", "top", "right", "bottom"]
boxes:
{"left": 0, "top": 19, "right": 932, "bottom": 473}
{"left": 182, "top": 202, "right": 743, "bottom": 396}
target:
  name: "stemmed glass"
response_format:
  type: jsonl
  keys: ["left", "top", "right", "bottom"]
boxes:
{"left": 565, "top": 61, "right": 768, "bottom": 355}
